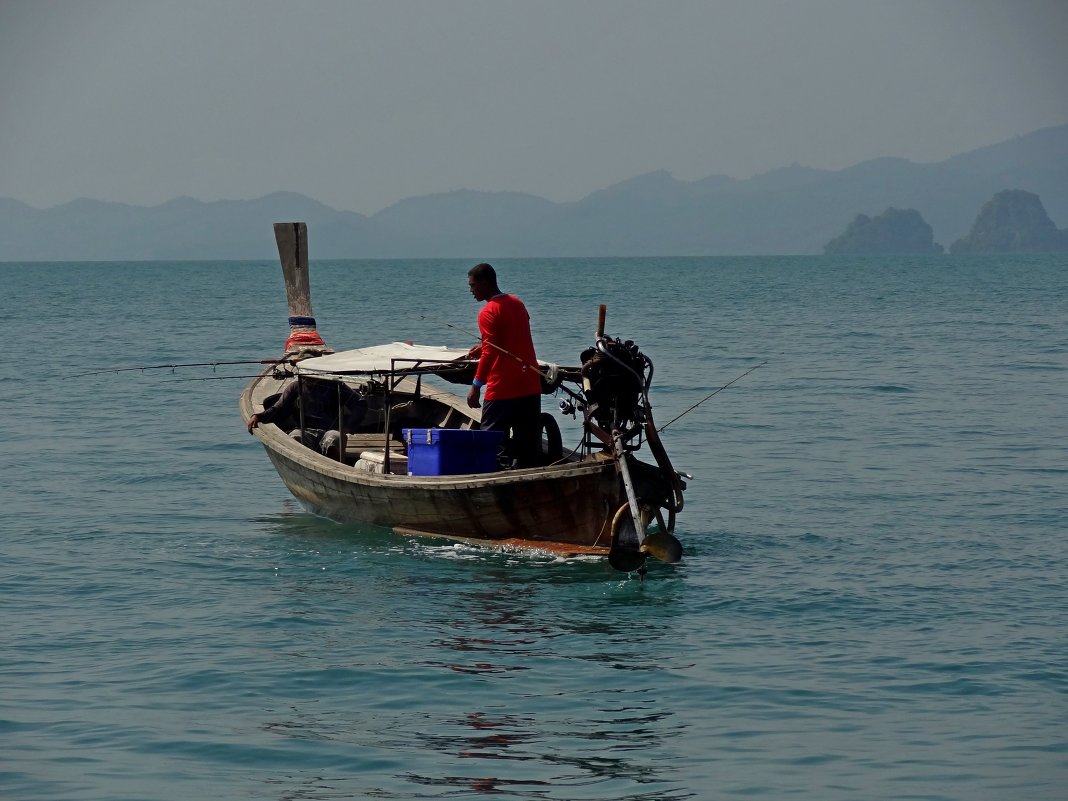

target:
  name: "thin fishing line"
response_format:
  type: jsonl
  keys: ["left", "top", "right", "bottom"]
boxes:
{"left": 658, "top": 361, "right": 767, "bottom": 432}
{"left": 417, "top": 313, "right": 482, "bottom": 344}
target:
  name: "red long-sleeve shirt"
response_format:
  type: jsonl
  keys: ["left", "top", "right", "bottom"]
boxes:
{"left": 474, "top": 293, "right": 541, "bottom": 401}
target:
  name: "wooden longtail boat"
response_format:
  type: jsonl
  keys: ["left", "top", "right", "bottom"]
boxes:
{"left": 240, "top": 223, "right": 686, "bottom": 573}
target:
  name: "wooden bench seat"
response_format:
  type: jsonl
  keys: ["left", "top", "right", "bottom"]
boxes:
{"left": 342, "top": 433, "right": 404, "bottom": 457}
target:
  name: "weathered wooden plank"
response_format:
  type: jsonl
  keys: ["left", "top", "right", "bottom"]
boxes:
{"left": 343, "top": 434, "right": 405, "bottom": 460}
{"left": 344, "top": 433, "right": 404, "bottom": 449}
{"left": 273, "top": 222, "right": 313, "bottom": 318}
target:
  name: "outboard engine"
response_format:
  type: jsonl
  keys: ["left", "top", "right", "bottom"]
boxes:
{"left": 580, "top": 337, "right": 649, "bottom": 437}
{"left": 579, "top": 334, "right": 686, "bottom": 575}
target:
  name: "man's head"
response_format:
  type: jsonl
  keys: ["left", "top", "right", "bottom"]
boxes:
{"left": 467, "top": 262, "right": 499, "bottom": 301}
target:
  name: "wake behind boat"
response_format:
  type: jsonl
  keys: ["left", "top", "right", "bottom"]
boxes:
{"left": 240, "top": 223, "right": 687, "bottom": 574}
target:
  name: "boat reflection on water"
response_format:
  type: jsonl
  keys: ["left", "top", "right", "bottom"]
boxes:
{"left": 401, "top": 576, "right": 691, "bottom": 798}
{"left": 252, "top": 507, "right": 691, "bottom": 799}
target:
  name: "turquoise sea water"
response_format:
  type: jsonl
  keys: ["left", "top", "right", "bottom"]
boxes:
{"left": 2, "top": 255, "right": 1066, "bottom": 800}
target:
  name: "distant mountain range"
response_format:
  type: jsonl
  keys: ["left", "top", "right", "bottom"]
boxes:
{"left": 3, "top": 124, "right": 1067, "bottom": 260}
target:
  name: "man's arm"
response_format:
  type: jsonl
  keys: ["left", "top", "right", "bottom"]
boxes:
{"left": 248, "top": 380, "right": 297, "bottom": 433}
{"left": 473, "top": 305, "right": 499, "bottom": 386}
{"left": 466, "top": 383, "right": 482, "bottom": 408}
{"left": 469, "top": 304, "right": 497, "bottom": 407}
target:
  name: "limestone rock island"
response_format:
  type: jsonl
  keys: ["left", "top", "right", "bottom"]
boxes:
{"left": 950, "top": 189, "right": 1068, "bottom": 253}
{"left": 824, "top": 207, "right": 943, "bottom": 255}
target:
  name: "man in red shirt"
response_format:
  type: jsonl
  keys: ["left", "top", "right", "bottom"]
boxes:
{"left": 466, "top": 263, "right": 542, "bottom": 468}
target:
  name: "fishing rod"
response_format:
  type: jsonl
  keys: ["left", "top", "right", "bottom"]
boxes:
{"left": 163, "top": 373, "right": 285, "bottom": 383}
{"left": 657, "top": 360, "right": 767, "bottom": 433}
{"left": 419, "top": 313, "right": 593, "bottom": 406}
{"left": 417, "top": 314, "right": 554, "bottom": 384}
{"left": 71, "top": 358, "right": 295, "bottom": 378}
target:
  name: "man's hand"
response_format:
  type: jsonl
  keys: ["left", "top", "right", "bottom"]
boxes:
{"left": 247, "top": 414, "right": 260, "bottom": 434}
{"left": 466, "top": 343, "right": 482, "bottom": 360}
{"left": 466, "top": 385, "right": 482, "bottom": 409}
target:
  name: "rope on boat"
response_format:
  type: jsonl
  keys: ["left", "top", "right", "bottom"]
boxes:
{"left": 284, "top": 316, "right": 328, "bottom": 354}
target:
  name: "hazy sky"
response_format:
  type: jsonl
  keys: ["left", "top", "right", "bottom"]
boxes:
{"left": 2, "top": 0, "right": 1066, "bottom": 215}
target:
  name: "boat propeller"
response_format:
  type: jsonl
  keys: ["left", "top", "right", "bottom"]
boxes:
{"left": 607, "top": 506, "right": 684, "bottom": 572}
{"left": 606, "top": 445, "right": 685, "bottom": 575}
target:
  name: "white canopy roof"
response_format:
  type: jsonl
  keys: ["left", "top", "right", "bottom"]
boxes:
{"left": 296, "top": 342, "right": 471, "bottom": 376}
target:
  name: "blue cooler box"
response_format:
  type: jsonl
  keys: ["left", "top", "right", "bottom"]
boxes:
{"left": 403, "top": 428, "right": 505, "bottom": 476}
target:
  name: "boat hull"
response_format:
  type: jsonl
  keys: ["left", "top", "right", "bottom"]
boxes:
{"left": 260, "top": 432, "right": 619, "bottom": 552}
{"left": 243, "top": 372, "right": 621, "bottom": 554}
